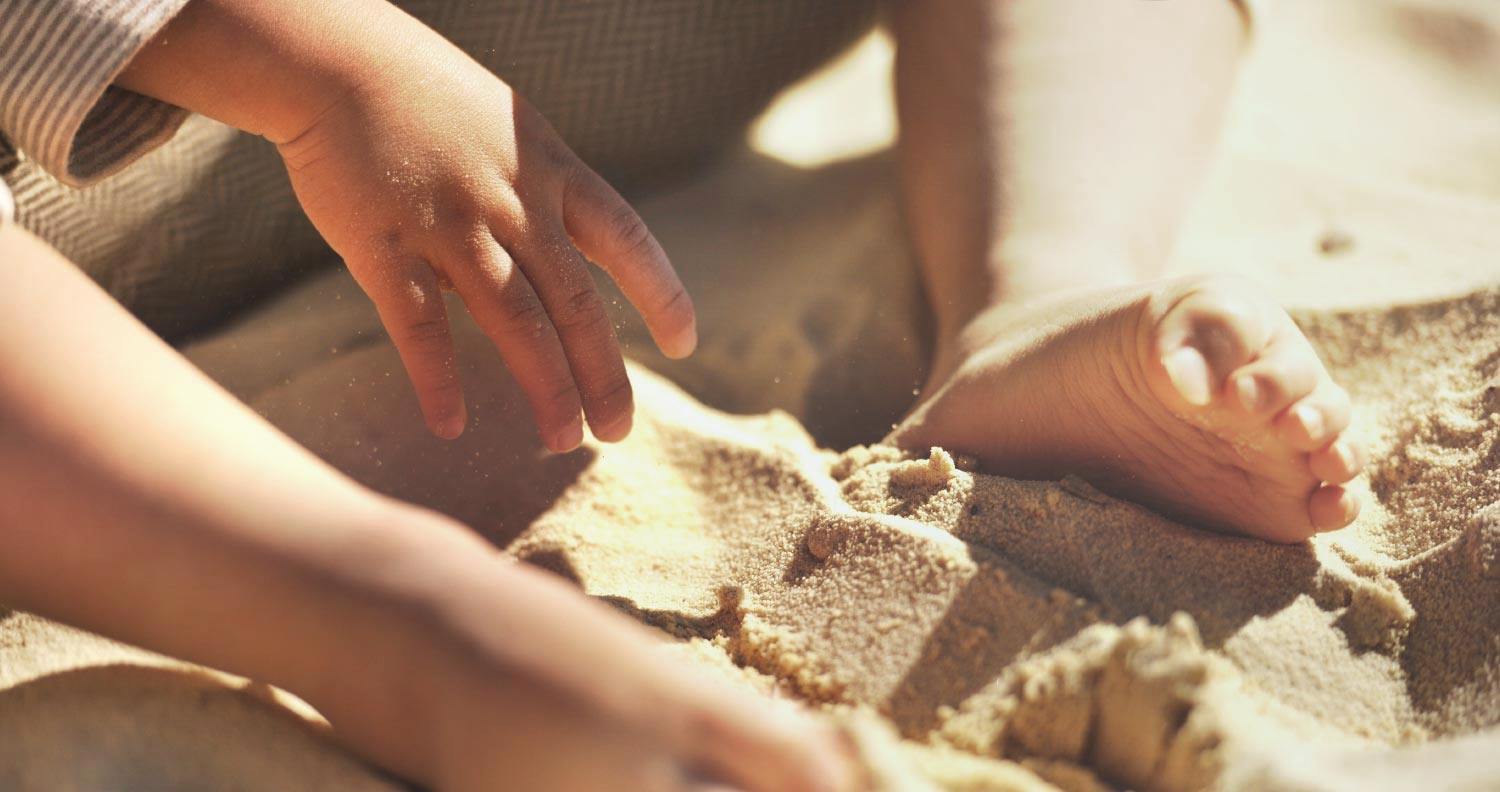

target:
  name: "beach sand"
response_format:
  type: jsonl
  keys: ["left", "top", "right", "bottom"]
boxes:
{"left": 5, "top": 1, "right": 1500, "bottom": 789}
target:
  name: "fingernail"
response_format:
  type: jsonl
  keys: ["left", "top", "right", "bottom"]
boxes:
{"left": 1236, "top": 375, "right": 1261, "bottom": 412}
{"left": 1294, "top": 404, "right": 1324, "bottom": 440}
{"left": 1163, "top": 347, "right": 1212, "bottom": 406}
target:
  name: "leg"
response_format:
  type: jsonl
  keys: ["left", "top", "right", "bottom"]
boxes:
{"left": 891, "top": 275, "right": 1363, "bottom": 542}
{"left": 890, "top": 0, "right": 1363, "bottom": 540}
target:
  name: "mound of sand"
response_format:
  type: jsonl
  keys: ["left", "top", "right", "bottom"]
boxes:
{"left": 5, "top": 0, "right": 1500, "bottom": 789}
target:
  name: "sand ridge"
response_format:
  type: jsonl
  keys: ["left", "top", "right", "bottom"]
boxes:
{"left": 496, "top": 303, "right": 1500, "bottom": 787}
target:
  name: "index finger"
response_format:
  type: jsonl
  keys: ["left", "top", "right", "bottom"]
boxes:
{"left": 664, "top": 683, "right": 858, "bottom": 792}
{"left": 562, "top": 166, "right": 697, "bottom": 359}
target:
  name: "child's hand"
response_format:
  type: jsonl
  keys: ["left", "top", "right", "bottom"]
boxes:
{"left": 275, "top": 25, "right": 695, "bottom": 449}
{"left": 421, "top": 642, "right": 857, "bottom": 792}
{"left": 340, "top": 556, "right": 859, "bottom": 792}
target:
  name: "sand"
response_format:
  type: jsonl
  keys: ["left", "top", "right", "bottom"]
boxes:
{"left": 5, "top": 1, "right": 1500, "bottom": 789}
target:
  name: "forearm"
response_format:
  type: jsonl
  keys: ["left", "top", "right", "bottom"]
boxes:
{"left": 116, "top": 0, "right": 433, "bottom": 143}
{"left": 0, "top": 225, "right": 713, "bottom": 783}
{"left": 894, "top": 0, "right": 1246, "bottom": 338}
{"left": 0, "top": 225, "right": 487, "bottom": 777}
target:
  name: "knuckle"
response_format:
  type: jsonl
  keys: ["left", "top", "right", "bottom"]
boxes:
{"left": 555, "top": 286, "right": 609, "bottom": 332}
{"left": 449, "top": 225, "right": 495, "bottom": 258}
{"left": 499, "top": 289, "right": 552, "bottom": 339}
{"left": 670, "top": 703, "right": 733, "bottom": 757}
{"left": 488, "top": 187, "right": 531, "bottom": 235}
{"left": 401, "top": 317, "right": 451, "bottom": 346}
{"left": 432, "top": 200, "right": 478, "bottom": 231}
{"left": 425, "top": 371, "right": 464, "bottom": 396}
{"left": 604, "top": 204, "right": 654, "bottom": 258}
{"left": 548, "top": 379, "right": 580, "bottom": 403}
{"left": 588, "top": 373, "right": 633, "bottom": 412}
{"left": 540, "top": 379, "right": 582, "bottom": 414}
{"left": 657, "top": 285, "right": 692, "bottom": 322}
{"left": 540, "top": 135, "right": 581, "bottom": 172}
{"left": 375, "top": 229, "right": 406, "bottom": 255}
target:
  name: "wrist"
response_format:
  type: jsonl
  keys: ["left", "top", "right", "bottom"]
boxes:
{"left": 252, "top": 3, "right": 459, "bottom": 146}
{"left": 118, "top": 0, "right": 439, "bottom": 144}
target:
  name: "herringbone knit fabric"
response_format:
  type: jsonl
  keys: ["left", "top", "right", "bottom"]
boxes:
{"left": 0, "top": 0, "right": 194, "bottom": 186}
{"left": 0, "top": 0, "right": 879, "bottom": 339}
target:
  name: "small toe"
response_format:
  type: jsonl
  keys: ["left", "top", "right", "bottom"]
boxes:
{"left": 1308, "top": 484, "right": 1360, "bottom": 532}
{"left": 1309, "top": 439, "right": 1365, "bottom": 484}
{"left": 1225, "top": 334, "right": 1322, "bottom": 416}
{"left": 1275, "top": 385, "right": 1352, "bottom": 451}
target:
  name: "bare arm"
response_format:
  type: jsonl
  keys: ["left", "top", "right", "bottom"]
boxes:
{"left": 116, "top": 0, "right": 697, "bottom": 448}
{"left": 893, "top": 0, "right": 1246, "bottom": 353}
{"left": 0, "top": 226, "right": 847, "bottom": 791}
{"left": 0, "top": 224, "right": 461, "bottom": 775}
{"left": 115, "top": 0, "right": 421, "bottom": 144}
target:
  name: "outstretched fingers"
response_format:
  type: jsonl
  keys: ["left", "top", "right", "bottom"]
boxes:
{"left": 508, "top": 227, "right": 636, "bottom": 442}
{"left": 564, "top": 165, "right": 697, "bottom": 359}
{"left": 441, "top": 233, "right": 586, "bottom": 452}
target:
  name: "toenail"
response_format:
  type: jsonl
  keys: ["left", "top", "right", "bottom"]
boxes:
{"left": 1236, "top": 375, "right": 1261, "bottom": 412}
{"left": 1338, "top": 489, "right": 1358, "bottom": 524}
{"left": 1163, "top": 347, "right": 1211, "bottom": 406}
{"left": 1294, "top": 404, "right": 1324, "bottom": 440}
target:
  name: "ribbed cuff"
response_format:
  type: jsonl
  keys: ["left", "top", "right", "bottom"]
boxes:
{"left": 0, "top": 0, "right": 194, "bottom": 187}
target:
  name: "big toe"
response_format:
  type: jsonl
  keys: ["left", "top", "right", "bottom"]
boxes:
{"left": 1149, "top": 277, "right": 1278, "bottom": 410}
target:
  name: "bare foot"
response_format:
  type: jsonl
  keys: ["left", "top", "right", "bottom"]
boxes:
{"left": 892, "top": 275, "right": 1364, "bottom": 542}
